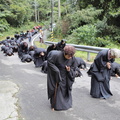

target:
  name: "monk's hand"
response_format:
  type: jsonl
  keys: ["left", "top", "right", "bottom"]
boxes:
{"left": 41, "top": 52, "right": 44, "bottom": 56}
{"left": 66, "top": 66, "right": 70, "bottom": 71}
{"left": 115, "top": 74, "right": 119, "bottom": 78}
{"left": 106, "top": 62, "right": 111, "bottom": 69}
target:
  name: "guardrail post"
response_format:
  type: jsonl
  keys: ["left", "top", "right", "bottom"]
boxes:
{"left": 87, "top": 52, "right": 90, "bottom": 61}
{"left": 51, "top": 31, "right": 54, "bottom": 41}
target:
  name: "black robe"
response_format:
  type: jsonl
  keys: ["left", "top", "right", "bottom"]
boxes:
{"left": 56, "top": 41, "right": 66, "bottom": 51}
{"left": 47, "top": 50, "right": 77, "bottom": 110}
{"left": 21, "top": 54, "right": 32, "bottom": 62}
{"left": 46, "top": 44, "right": 57, "bottom": 57}
{"left": 111, "top": 62, "right": 120, "bottom": 76}
{"left": 18, "top": 42, "right": 28, "bottom": 59}
{"left": 90, "top": 49, "right": 114, "bottom": 99}
{"left": 5, "top": 48, "right": 14, "bottom": 56}
{"left": 29, "top": 50, "right": 35, "bottom": 61}
{"left": 33, "top": 48, "right": 46, "bottom": 67}
{"left": 41, "top": 60, "right": 47, "bottom": 73}
{"left": 87, "top": 63, "right": 93, "bottom": 77}
{"left": 75, "top": 57, "right": 86, "bottom": 69}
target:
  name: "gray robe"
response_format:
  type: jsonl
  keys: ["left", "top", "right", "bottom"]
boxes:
{"left": 90, "top": 49, "right": 114, "bottom": 99}
{"left": 47, "top": 50, "right": 77, "bottom": 110}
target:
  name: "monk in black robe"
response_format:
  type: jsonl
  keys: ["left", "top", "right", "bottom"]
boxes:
{"left": 56, "top": 39, "right": 66, "bottom": 51}
{"left": 47, "top": 45, "right": 77, "bottom": 111}
{"left": 28, "top": 45, "right": 36, "bottom": 61}
{"left": 41, "top": 60, "right": 47, "bottom": 73}
{"left": 75, "top": 57, "right": 86, "bottom": 69}
{"left": 87, "top": 63, "right": 93, "bottom": 77}
{"left": 18, "top": 42, "right": 28, "bottom": 59}
{"left": 90, "top": 48, "right": 120, "bottom": 99}
{"left": 111, "top": 62, "right": 120, "bottom": 77}
{"left": 46, "top": 43, "right": 57, "bottom": 57}
{"left": 33, "top": 48, "right": 46, "bottom": 67}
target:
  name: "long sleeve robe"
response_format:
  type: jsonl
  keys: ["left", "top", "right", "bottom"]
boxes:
{"left": 111, "top": 62, "right": 120, "bottom": 76}
{"left": 47, "top": 50, "right": 77, "bottom": 110}
{"left": 33, "top": 48, "right": 46, "bottom": 67}
{"left": 18, "top": 42, "right": 28, "bottom": 59}
{"left": 90, "top": 49, "right": 114, "bottom": 99}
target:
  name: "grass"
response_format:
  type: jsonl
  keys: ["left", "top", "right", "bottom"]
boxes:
{"left": 34, "top": 41, "right": 48, "bottom": 49}
{"left": 74, "top": 51, "right": 96, "bottom": 63}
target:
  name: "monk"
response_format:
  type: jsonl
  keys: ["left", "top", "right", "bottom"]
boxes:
{"left": 90, "top": 48, "right": 120, "bottom": 99}
{"left": 47, "top": 45, "right": 77, "bottom": 111}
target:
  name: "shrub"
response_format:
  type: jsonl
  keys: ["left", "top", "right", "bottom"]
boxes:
{"left": 67, "top": 24, "right": 97, "bottom": 46}
{"left": 0, "top": 19, "right": 9, "bottom": 32}
{"left": 95, "top": 37, "right": 109, "bottom": 47}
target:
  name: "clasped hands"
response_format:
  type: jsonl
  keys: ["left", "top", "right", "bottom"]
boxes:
{"left": 65, "top": 66, "right": 70, "bottom": 71}
{"left": 106, "top": 62, "right": 111, "bottom": 69}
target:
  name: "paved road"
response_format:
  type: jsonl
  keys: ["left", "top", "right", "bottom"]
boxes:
{"left": 0, "top": 40, "right": 120, "bottom": 120}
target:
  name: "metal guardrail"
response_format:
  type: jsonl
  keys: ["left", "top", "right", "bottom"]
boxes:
{"left": 44, "top": 41, "right": 109, "bottom": 61}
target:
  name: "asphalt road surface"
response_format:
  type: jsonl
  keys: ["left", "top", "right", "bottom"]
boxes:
{"left": 0, "top": 41, "right": 120, "bottom": 120}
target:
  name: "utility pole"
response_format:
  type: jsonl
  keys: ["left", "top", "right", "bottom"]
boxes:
{"left": 51, "top": 0, "right": 54, "bottom": 32}
{"left": 50, "top": 0, "right": 54, "bottom": 41}
{"left": 37, "top": 10, "right": 39, "bottom": 22}
{"left": 34, "top": 0, "right": 37, "bottom": 23}
{"left": 58, "top": 0, "right": 61, "bottom": 21}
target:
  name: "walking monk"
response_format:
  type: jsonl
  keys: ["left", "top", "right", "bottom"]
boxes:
{"left": 47, "top": 45, "right": 77, "bottom": 111}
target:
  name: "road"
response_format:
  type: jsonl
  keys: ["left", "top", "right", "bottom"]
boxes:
{"left": 0, "top": 39, "right": 120, "bottom": 120}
